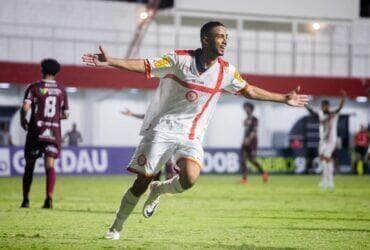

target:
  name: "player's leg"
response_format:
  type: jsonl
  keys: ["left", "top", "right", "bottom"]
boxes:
{"left": 319, "top": 155, "right": 328, "bottom": 188}
{"left": 148, "top": 157, "right": 201, "bottom": 196}
{"left": 21, "top": 157, "right": 37, "bottom": 207}
{"left": 165, "top": 160, "right": 177, "bottom": 180}
{"left": 143, "top": 156, "right": 202, "bottom": 218}
{"left": 108, "top": 174, "right": 153, "bottom": 237}
{"left": 21, "top": 138, "right": 40, "bottom": 208}
{"left": 42, "top": 143, "right": 60, "bottom": 208}
{"left": 248, "top": 152, "right": 268, "bottom": 182}
{"left": 240, "top": 146, "right": 248, "bottom": 183}
{"left": 107, "top": 134, "right": 171, "bottom": 239}
{"left": 43, "top": 156, "right": 56, "bottom": 208}
{"left": 327, "top": 159, "right": 335, "bottom": 190}
{"left": 153, "top": 171, "right": 161, "bottom": 181}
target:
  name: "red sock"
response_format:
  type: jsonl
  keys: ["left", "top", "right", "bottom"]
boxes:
{"left": 46, "top": 168, "right": 56, "bottom": 199}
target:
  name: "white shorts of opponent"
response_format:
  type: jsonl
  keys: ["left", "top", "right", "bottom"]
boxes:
{"left": 127, "top": 132, "right": 204, "bottom": 177}
{"left": 318, "top": 141, "right": 336, "bottom": 159}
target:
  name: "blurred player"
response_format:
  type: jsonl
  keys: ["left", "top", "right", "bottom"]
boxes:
{"left": 20, "top": 59, "right": 69, "bottom": 209}
{"left": 120, "top": 108, "right": 179, "bottom": 180}
{"left": 305, "top": 92, "right": 346, "bottom": 190}
{"left": 353, "top": 125, "right": 369, "bottom": 175}
{"left": 82, "top": 21, "right": 308, "bottom": 240}
{"left": 240, "top": 102, "right": 268, "bottom": 184}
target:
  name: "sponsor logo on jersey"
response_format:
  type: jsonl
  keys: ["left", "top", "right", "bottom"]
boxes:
{"left": 47, "top": 89, "right": 61, "bottom": 95}
{"left": 233, "top": 70, "right": 244, "bottom": 83}
{"left": 39, "top": 129, "right": 55, "bottom": 140}
{"left": 40, "top": 88, "right": 48, "bottom": 95}
{"left": 154, "top": 56, "right": 172, "bottom": 69}
{"left": 185, "top": 90, "right": 199, "bottom": 103}
{"left": 137, "top": 154, "right": 147, "bottom": 166}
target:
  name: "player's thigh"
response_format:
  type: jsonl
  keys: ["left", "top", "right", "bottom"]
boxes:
{"left": 175, "top": 140, "right": 203, "bottom": 186}
{"left": 177, "top": 157, "right": 201, "bottom": 188}
{"left": 128, "top": 136, "right": 174, "bottom": 177}
{"left": 24, "top": 137, "right": 42, "bottom": 161}
{"left": 42, "top": 143, "right": 59, "bottom": 169}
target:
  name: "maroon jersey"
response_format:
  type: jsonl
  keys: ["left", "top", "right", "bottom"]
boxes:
{"left": 23, "top": 80, "right": 68, "bottom": 146}
{"left": 243, "top": 115, "right": 258, "bottom": 148}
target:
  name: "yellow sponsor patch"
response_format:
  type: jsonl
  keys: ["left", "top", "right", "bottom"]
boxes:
{"left": 233, "top": 70, "right": 244, "bottom": 83}
{"left": 154, "top": 56, "right": 172, "bottom": 68}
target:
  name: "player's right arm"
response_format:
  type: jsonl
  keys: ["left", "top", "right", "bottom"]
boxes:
{"left": 20, "top": 84, "right": 33, "bottom": 131}
{"left": 82, "top": 46, "right": 145, "bottom": 73}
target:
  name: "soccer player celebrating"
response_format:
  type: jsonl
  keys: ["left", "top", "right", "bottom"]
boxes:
{"left": 82, "top": 21, "right": 308, "bottom": 240}
{"left": 20, "top": 59, "right": 69, "bottom": 209}
{"left": 240, "top": 102, "right": 268, "bottom": 184}
{"left": 305, "top": 91, "right": 346, "bottom": 190}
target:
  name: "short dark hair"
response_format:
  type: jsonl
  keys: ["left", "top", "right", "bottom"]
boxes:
{"left": 243, "top": 102, "right": 254, "bottom": 111}
{"left": 200, "top": 21, "right": 225, "bottom": 40}
{"left": 41, "top": 58, "right": 60, "bottom": 76}
{"left": 321, "top": 100, "right": 330, "bottom": 106}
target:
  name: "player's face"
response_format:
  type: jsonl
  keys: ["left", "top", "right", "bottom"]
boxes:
{"left": 321, "top": 103, "right": 330, "bottom": 113}
{"left": 207, "top": 26, "right": 228, "bottom": 56}
{"left": 244, "top": 106, "right": 252, "bottom": 115}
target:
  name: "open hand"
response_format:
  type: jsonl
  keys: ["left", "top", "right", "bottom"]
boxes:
{"left": 82, "top": 45, "right": 109, "bottom": 67}
{"left": 285, "top": 86, "right": 309, "bottom": 107}
{"left": 121, "top": 108, "right": 132, "bottom": 116}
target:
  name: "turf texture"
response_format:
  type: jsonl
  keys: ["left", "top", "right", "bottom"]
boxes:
{"left": 0, "top": 175, "right": 369, "bottom": 249}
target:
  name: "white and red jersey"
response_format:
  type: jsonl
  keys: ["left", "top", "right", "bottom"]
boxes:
{"left": 141, "top": 49, "right": 247, "bottom": 141}
{"left": 318, "top": 110, "right": 338, "bottom": 144}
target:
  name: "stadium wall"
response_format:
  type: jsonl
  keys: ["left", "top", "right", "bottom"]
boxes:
{"left": 176, "top": 0, "right": 359, "bottom": 20}
{"left": 1, "top": 0, "right": 370, "bottom": 76}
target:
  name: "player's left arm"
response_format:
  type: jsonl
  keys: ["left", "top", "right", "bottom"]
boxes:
{"left": 20, "top": 102, "right": 30, "bottom": 131}
{"left": 20, "top": 85, "right": 34, "bottom": 131}
{"left": 223, "top": 67, "right": 308, "bottom": 107}
{"left": 332, "top": 90, "right": 346, "bottom": 114}
{"left": 244, "top": 119, "right": 257, "bottom": 145}
{"left": 241, "top": 85, "right": 309, "bottom": 107}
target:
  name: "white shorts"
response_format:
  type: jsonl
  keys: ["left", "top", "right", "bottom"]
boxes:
{"left": 127, "top": 132, "right": 204, "bottom": 177}
{"left": 319, "top": 141, "right": 336, "bottom": 158}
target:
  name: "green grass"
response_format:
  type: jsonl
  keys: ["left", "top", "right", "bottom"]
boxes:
{"left": 0, "top": 175, "right": 370, "bottom": 249}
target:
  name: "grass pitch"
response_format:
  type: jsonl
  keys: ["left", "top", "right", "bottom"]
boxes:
{"left": 0, "top": 175, "right": 369, "bottom": 249}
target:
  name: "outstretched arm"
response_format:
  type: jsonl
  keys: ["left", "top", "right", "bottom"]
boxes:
{"left": 121, "top": 108, "right": 145, "bottom": 120}
{"left": 305, "top": 104, "right": 318, "bottom": 116}
{"left": 82, "top": 46, "right": 146, "bottom": 73}
{"left": 241, "top": 85, "right": 309, "bottom": 107}
{"left": 332, "top": 90, "right": 346, "bottom": 114}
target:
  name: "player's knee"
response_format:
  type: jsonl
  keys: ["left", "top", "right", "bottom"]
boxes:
{"left": 180, "top": 171, "right": 198, "bottom": 190}
{"left": 130, "top": 175, "right": 152, "bottom": 197}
